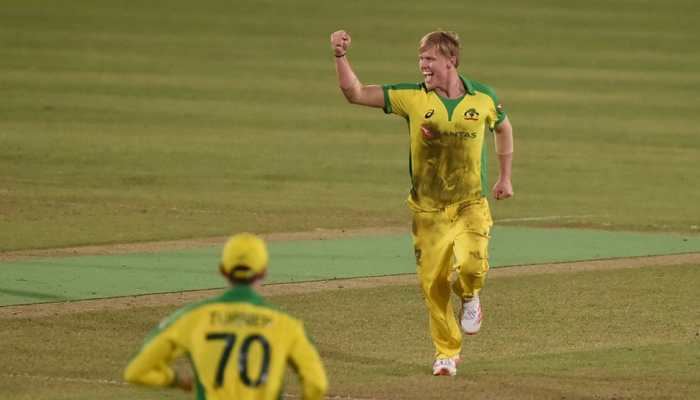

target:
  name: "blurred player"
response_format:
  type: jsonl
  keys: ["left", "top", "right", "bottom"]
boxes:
{"left": 330, "top": 29, "right": 514, "bottom": 376}
{"left": 123, "top": 233, "right": 328, "bottom": 399}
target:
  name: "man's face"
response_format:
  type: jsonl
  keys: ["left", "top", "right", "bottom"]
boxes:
{"left": 419, "top": 46, "right": 454, "bottom": 91}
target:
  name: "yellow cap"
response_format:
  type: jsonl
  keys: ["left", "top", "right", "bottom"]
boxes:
{"left": 220, "top": 233, "right": 268, "bottom": 280}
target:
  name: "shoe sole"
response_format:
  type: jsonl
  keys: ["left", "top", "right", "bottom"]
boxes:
{"left": 433, "top": 356, "right": 460, "bottom": 376}
{"left": 463, "top": 322, "right": 481, "bottom": 335}
{"left": 432, "top": 368, "right": 456, "bottom": 376}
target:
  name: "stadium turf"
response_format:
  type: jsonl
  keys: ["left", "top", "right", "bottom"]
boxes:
{"left": 1, "top": 226, "right": 698, "bottom": 306}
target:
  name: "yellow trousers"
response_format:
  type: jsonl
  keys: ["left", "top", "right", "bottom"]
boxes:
{"left": 411, "top": 197, "right": 492, "bottom": 358}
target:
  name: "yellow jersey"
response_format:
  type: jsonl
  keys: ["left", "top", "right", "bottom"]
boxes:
{"left": 124, "top": 285, "right": 327, "bottom": 400}
{"left": 382, "top": 75, "right": 506, "bottom": 210}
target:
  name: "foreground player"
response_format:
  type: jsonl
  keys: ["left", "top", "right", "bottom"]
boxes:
{"left": 124, "top": 233, "right": 328, "bottom": 399}
{"left": 330, "top": 30, "right": 514, "bottom": 376}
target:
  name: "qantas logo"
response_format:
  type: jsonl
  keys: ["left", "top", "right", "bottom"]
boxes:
{"left": 444, "top": 131, "right": 477, "bottom": 139}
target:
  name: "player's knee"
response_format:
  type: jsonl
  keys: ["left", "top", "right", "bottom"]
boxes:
{"left": 457, "top": 250, "right": 488, "bottom": 276}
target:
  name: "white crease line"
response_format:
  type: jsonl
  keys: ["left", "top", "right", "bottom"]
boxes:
{"left": 496, "top": 214, "right": 602, "bottom": 223}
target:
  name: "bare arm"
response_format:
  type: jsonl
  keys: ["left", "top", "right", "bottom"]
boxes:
{"left": 331, "top": 30, "right": 384, "bottom": 108}
{"left": 492, "top": 116, "right": 514, "bottom": 200}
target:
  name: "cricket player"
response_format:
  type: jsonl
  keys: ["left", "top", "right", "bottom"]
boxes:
{"left": 330, "top": 30, "right": 514, "bottom": 376}
{"left": 123, "top": 233, "right": 328, "bottom": 399}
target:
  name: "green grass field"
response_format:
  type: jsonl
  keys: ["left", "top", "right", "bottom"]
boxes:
{"left": 2, "top": 264, "right": 698, "bottom": 399}
{"left": 1, "top": 0, "right": 700, "bottom": 399}
{"left": 2, "top": 0, "right": 699, "bottom": 251}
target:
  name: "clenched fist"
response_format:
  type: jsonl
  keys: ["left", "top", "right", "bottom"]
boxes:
{"left": 330, "top": 30, "right": 351, "bottom": 56}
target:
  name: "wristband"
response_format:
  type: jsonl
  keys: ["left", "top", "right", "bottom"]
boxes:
{"left": 334, "top": 52, "right": 346, "bottom": 58}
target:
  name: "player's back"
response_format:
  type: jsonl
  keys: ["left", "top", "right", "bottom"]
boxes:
{"left": 161, "top": 285, "right": 324, "bottom": 400}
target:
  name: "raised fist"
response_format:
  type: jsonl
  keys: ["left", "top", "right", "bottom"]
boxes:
{"left": 330, "top": 30, "right": 351, "bottom": 56}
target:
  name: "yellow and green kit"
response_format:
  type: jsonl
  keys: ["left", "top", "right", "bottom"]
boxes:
{"left": 124, "top": 285, "right": 327, "bottom": 400}
{"left": 383, "top": 75, "right": 506, "bottom": 358}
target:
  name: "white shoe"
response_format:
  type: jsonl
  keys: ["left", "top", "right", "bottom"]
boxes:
{"left": 432, "top": 357, "right": 458, "bottom": 376}
{"left": 461, "top": 296, "right": 482, "bottom": 335}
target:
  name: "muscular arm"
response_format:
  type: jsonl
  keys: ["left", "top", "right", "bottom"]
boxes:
{"left": 492, "top": 116, "right": 514, "bottom": 200}
{"left": 331, "top": 30, "right": 384, "bottom": 108}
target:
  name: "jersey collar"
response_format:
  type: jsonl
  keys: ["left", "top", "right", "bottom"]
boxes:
{"left": 220, "top": 284, "right": 265, "bottom": 305}
{"left": 420, "top": 75, "right": 475, "bottom": 96}
{"left": 459, "top": 75, "right": 476, "bottom": 95}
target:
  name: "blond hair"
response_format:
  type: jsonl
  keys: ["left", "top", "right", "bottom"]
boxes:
{"left": 419, "top": 31, "right": 461, "bottom": 67}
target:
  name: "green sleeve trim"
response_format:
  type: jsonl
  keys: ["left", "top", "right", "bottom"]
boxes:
{"left": 494, "top": 116, "right": 506, "bottom": 127}
{"left": 468, "top": 78, "right": 506, "bottom": 126}
{"left": 382, "top": 82, "right": 422, "bottom": 114}
{"left": 382, "top": 85, "right": 392, "bottom": 114}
